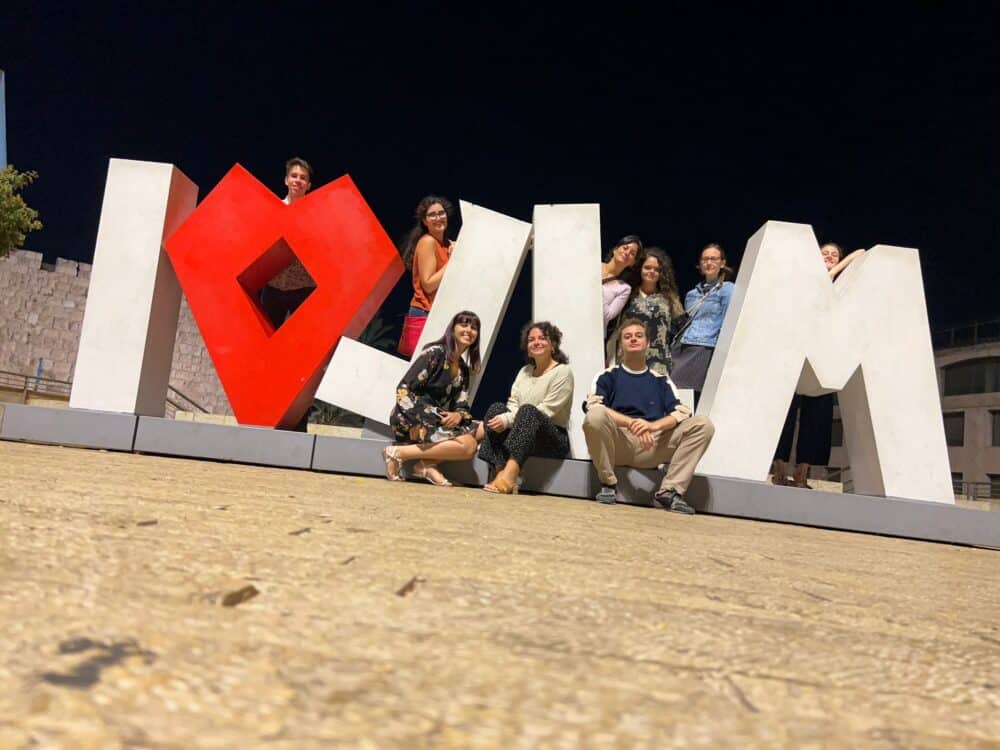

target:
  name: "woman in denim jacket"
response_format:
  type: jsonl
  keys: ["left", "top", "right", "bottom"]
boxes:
{"left": 670, "top": 244, "right": 735, "bottom": 396}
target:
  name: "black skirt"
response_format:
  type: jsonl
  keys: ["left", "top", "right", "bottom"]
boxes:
{"left": 669, "top": 344, "right": 715, "bottom": 390}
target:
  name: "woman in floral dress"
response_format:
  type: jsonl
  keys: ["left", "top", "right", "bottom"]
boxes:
{"left": 612, "top": 247, "right": 685, "bottom": 375}
{"left": 383, "top": 311, "right": 482, "bottom": 486}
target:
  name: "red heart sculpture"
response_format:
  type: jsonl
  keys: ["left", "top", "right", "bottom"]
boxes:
{"left": 165, "top": 164, "right": 403, "bottom": 428}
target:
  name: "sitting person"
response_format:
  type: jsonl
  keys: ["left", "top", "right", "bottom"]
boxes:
{"left": 261, "top": 157, "right": 315, "bottom": 329}
{"left": 383, "top": 311, "right": 482, "bottom": 486}
{"left": 397, "top": 195, "right": 457, "bottom": 357}
{"left": 583, "top": 319, "right": 715, "bottom": 513}
{"left": 477, "top": 321, "right": 575, "bottom": 494}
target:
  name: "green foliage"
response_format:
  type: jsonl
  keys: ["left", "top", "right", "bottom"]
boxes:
{"left": 0, "top": 165, "right": 43, "bottom": 257}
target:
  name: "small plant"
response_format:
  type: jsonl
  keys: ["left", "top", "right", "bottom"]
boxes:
{"left": 0, "top": 166, "right": 43, "bottom": 257}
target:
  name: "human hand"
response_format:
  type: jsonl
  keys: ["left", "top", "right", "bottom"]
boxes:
{"left": 440, "top": 411, "right": 462, "bottom": 428}
{"left": 487, "top": 415, "right": 507, "bottom": 432}
{"left": 628, "top": 418, "right": 652, "bottom": 436}
{"left": 638, "top": 430, "right": 656, "bottom": 450}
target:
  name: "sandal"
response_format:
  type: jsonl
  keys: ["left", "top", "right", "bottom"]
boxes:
{"left": 483, "top": 476, "right": 517, "bottom": 495}
{"left": 413, "top": 461, "right": 453, "bottom": 487}
{"left": 383, "top": 445, "right": 404, "bottom": 482}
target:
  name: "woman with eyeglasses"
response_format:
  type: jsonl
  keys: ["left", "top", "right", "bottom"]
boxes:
{"left": 397, "top": 195, "right": 457, "bottom": 357}
{"left": 384, "top": 311, "right": 483, "bottom": 487}
{"left": 771, "top": 242, "right": 864, "bottom": 488}
{"left": 670, "top": 244, "right": 736, "bottom": 398}
{"left": 610, "top": 246, "right": 685, "bottom": 375}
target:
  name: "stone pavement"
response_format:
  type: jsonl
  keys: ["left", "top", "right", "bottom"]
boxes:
{"left": 0, "top": 441, "right": 997, "bottom": 748}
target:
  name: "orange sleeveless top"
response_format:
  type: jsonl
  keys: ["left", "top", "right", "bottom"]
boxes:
{"left": 409, "top": 236, "right": 451, "bottom": 312}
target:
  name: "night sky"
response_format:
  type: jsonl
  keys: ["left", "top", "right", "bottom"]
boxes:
{"left": 3, "top": 3, "right": 998, "bottom": 405}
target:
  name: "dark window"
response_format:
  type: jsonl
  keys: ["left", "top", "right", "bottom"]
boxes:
{"left": 943, "top": 412, "right": 965, "bottom": 446}
{"left": 831, "top": 418, "right": 843, "bottom": 447}
{"left": 942, "top": 357, "right": 1000, "bottom": 396}
{"left": 951, "top": 472, "right": 963, "bottom": 494}
{"left": 989, "top": 474, "right": 1000, "bottom": 500}
{"left": 992, "top": 411, "right": 1000, "bottom": 447}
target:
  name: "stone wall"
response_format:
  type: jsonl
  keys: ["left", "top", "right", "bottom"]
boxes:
{"left": 0, "top": 249, "right": 231, "bottom": 415}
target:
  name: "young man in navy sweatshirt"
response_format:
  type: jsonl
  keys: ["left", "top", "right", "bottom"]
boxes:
{"left": 583, "top": 319, "right": 715, "bottom": 513}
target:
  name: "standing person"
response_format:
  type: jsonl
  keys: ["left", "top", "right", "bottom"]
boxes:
{"left": 582, "top": 320, "right": 715, "bottom": 513}
{"left": 771, "top": 242, "right": 864, "bottom": 488}
{"left": 397, "top": 195, "right": 456, "bottom": 357}
{"left": 600, "top": 235, "right": 643, "bottom": 328}
{"left": 670, "top": 243, "right": 736, "bottom": 400}
{"left": 260, "top": 157, "right": 315, "bottom": 328}
{"left": 477, "top": 321, "right": 575, "bottom": 494}
{"left": 611, "top": 247, "right": 685, "bottom": 375}
{"left": 383, "top": 311, "right": 482, "bottom": 487}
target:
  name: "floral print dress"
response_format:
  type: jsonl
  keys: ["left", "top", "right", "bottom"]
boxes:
{"left": 390, "top": 345, "right": 476, "bottom": 444}
{"left": 620, "top": 291, "right": 676, "bottom": 375}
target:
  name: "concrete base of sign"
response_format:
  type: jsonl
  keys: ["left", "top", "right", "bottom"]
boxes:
{"left": 0, "top": 403, "right": 137, "bottom": 451}
{"left": 360, "top": 419, "right": 393, "bottom": 441}
{"left": 688, "top": 475, "right": 996, "bottom": 548}
{"left": 312, "top": 433, "right": 492, "bottom": 486}
{"left": 1, "top": 405, "right": 996, "bottom": 548}
{"left": 133, "top": 416, "right": 314, "bottom": 469}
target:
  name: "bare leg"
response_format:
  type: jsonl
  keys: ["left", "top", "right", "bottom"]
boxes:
{"left": 392, "top": 435, "right": 479, "bottom": 486}
{"left": 793, "top": 463, "right": 810, "bottom": 488}
{"left": 497, "top": 458, "right": 520, "bottom": 485}
{"left": 394, "top": 434, "right": 478, "bottom": 464}
{"left": 484, "top": 457, "right": 520, "bottom": 493}
{"left": 771, "top": 459, "right": 787, "bottom": 485}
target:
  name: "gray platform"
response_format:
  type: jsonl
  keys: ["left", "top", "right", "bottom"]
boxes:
{"left": 134, "top": 417, "right": 315, "bottom": 469}
{"left": 686, "top": 476, "right": 1000, "bottom": 549}
{"left": 2, "top": 404, "right": 998, "bottom": 549}
{"left": 0, "top": 402, "right": 137, "bottom": 452}
{"left": 313, "top": 434, "right": 492, "bottom": 486}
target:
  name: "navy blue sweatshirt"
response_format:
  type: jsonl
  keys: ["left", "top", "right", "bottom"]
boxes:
{"left": 586, "top": 364, "right": 680, "bottom": 420}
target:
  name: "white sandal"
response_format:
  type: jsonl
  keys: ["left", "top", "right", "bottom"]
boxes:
{"left": 383, "top": 446, "right": 404, "bottom": 481}
{"left": 413, "top": 461, "right": 453, "bottom": 487}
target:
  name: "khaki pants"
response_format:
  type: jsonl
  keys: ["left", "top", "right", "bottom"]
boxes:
{"left": 582, "top": 405, "right": 715, "bottom": 495}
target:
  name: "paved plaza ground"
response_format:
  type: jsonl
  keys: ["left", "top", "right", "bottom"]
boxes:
{"left": 0, "top": 440, "right": 997, "bottom": 748}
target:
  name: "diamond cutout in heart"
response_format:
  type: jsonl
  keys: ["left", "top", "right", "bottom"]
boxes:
{"left": 236, "top": 237, "right": 316, "bottom": 333}
{"left": 165, "top": 164, "right": 403, "bottom": 428}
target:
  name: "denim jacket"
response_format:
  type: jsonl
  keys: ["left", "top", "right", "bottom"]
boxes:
{"left": 680, "top": 280, "right": 734, "bottom": 347}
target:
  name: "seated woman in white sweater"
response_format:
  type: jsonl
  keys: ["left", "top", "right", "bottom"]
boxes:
{"left": 477, "top": 321, "right": 575, "bottom": 494}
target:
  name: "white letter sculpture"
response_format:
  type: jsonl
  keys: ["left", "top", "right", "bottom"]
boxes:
{"left": 314, "top": 201, "right": 532, "bottom": 420}
{"left": 70, "top": 159, "right": 198, "bottom": 416}
{"left": 531, "top": 204, "right": 604, "bottom": 458}
{"left": 696, "top": 220, "right": 953, "bottom": 504}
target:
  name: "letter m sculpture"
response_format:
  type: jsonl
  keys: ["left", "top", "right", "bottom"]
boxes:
{"left": 696, "top": 221, "right": 953, "bottom": 504}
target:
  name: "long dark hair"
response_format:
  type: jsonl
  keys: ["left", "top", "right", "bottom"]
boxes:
{"left": 602, "top": 234, "right": 644, "bottom": 289}
{"left": 632, "top": 246, "right": 684, "bottom": 319}
{"left": 399, "top": 195, "right": 455, "bottom": 270}
{"left": 423, "top": 310, "right": 482, "bottom": 373}
{"left": 520, "top": 321, "right": 570, "bottom": 366}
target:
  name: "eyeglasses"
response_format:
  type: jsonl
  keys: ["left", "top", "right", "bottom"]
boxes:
{"left": 425, "top": 210, "right": 447, "bottom": 220}
{"left": 700, "top": 256, "right": 723, "bottom": 263}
